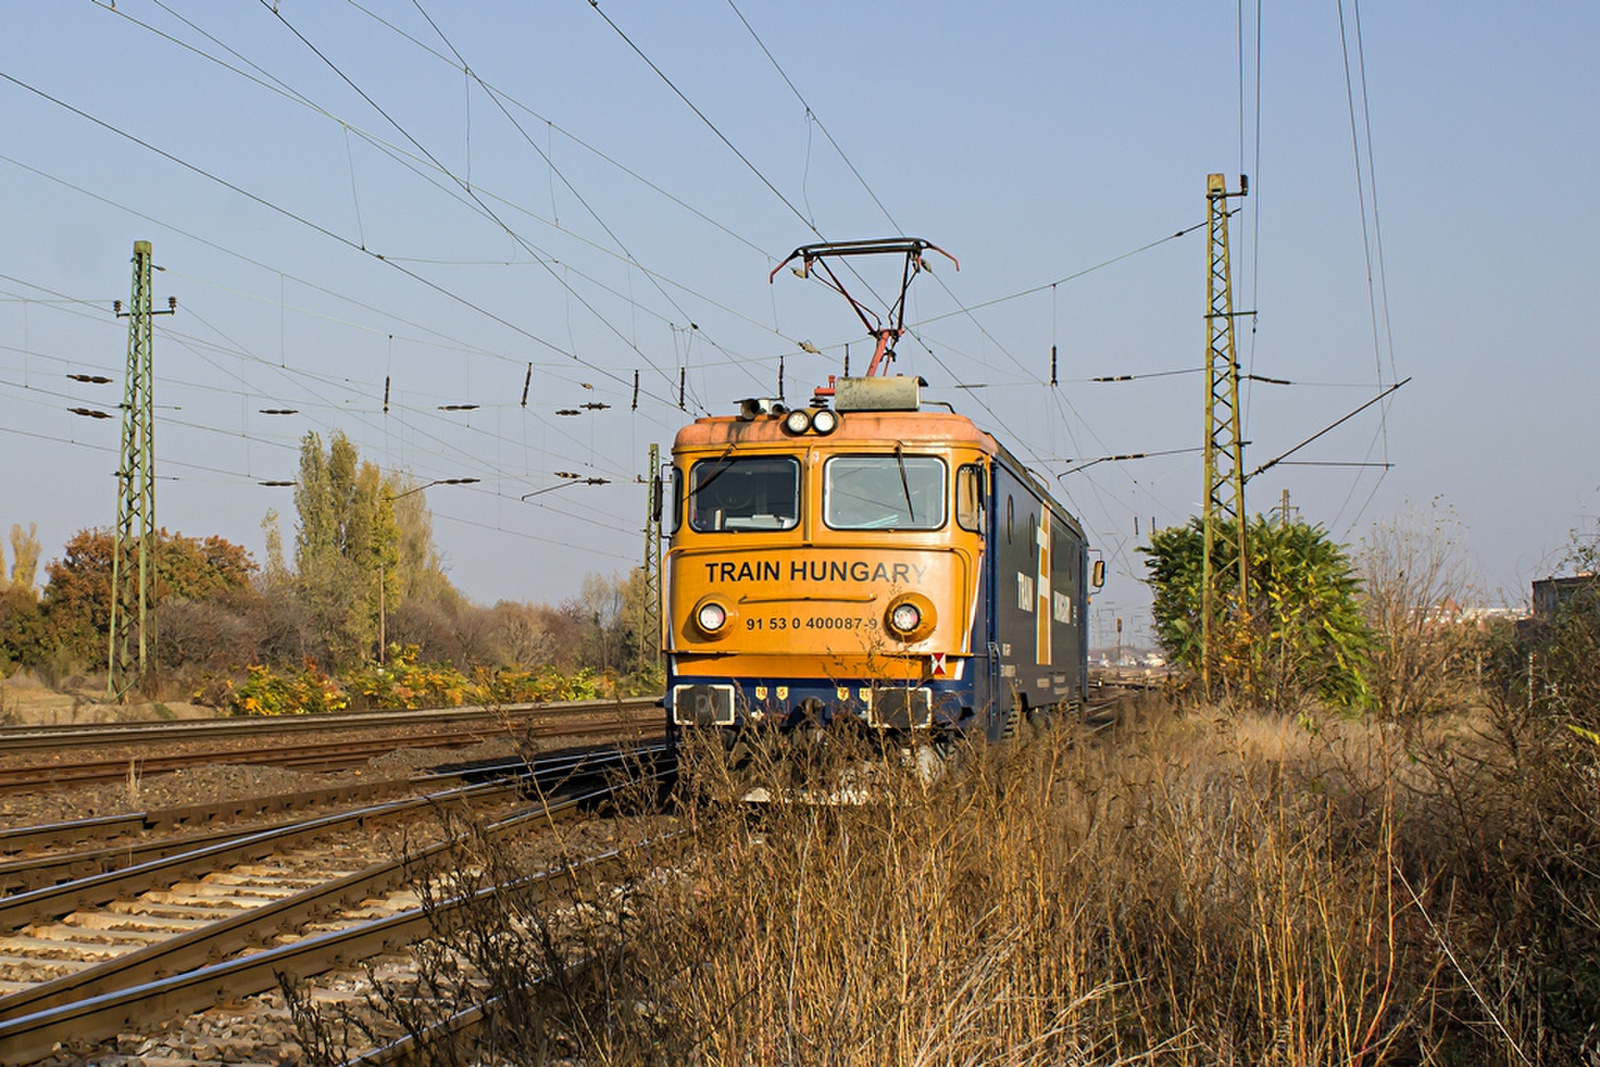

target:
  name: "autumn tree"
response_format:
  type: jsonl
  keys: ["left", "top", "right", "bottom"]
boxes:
{"left": 9, "top": 523, "right": 40, "bottom": 592}
{"left": 392, "top": 486, "right": 453, "bottom": 606}
{"left": 290, "top": 432, "right": 459, "bottom": 667}
{"left": 37, "top": 528, "right": 257, "bottom": 668}
{"left": 0, "top": 525, "right": 44, "bottom": 672}
{"left": 294, "top": 431, "right": 389, "bottom": 666}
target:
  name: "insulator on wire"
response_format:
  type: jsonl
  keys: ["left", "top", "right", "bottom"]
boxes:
{"left": 1051, "top": 344, "right": 1058, "bottom": 387}
{"left": 521, "top": 363, "right": 532, "bottom": 408}
{"left": 844, "top": 344, "right": 850, "bottom": 377}
{"left": 678, "top": 368, "right": 686, "bottom": 410}
{"left": 383, "top": 376, "right": 391, "bottom": 414}
{"left": 778, "top": 355, "right": 785, "bottom": 400}
{"left": 632, "top": 370, "right": 639, "bottom": 411}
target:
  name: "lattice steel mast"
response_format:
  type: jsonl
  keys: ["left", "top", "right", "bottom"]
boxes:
{"left": 107, "top": 241, "right": 174, "bottom": 700}
{"left": 641, "top": 443, "right": 663, "bottom": 669}
{"left": 1200, "top": 174, "right": 1249, "bottom": 693}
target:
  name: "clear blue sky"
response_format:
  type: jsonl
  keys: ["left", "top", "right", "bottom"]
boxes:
{"left": 2, "top": 2, "right": 1595, "bottom": 645}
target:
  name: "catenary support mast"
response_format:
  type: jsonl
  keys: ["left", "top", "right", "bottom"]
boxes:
{"left": 1200, "top": 174, "right": 1249, "bottom": 694}
{"left": 642, "top": 443, "right": 663, "bottom": 668}
{"left": 107, "top": 241, "right": 175, "bottom": 700}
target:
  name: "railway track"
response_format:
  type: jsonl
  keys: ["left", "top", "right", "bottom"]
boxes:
{"left": 0, "top": 697, "right": 659, "bottom": 753}
{"left": 0, "top": 746, "right": 643, "bottom": 895}
{"left": 0, "top": 697, "right": 662, "bottom": 793}
{"left": 0, "top": 744, "right": 673, "bottom": 1065}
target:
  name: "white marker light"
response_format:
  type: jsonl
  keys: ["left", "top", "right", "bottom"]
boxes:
{"left": 696, "top": 602, "right": 728, "bottom": 633}
{"left": 889, "top": 602, "right": 922, "bottom": 634}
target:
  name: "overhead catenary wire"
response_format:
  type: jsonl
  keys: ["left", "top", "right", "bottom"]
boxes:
{"left": 258, "top": 2, "right": 717, "bottom": 411}
{"left": 405, "top": 0, "right": 768, "bottom": 401}
{"left": 110, "top": 0, "right": 782, "bottom": 375}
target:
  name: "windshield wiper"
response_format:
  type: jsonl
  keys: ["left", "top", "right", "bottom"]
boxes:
{"left": 692, "top": 445, "right": 737, "bottom": 496}
{"left": 894, "top": 443, "right": 915, "bottom": 522}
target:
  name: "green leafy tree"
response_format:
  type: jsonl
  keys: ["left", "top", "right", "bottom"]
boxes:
{"left": 1143, "top": 515, "right": 1371, "bottom": 709}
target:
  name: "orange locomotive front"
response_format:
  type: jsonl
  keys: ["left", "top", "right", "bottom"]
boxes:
{"left": 665, "top": 378, "right": 1004, "bottom": 735}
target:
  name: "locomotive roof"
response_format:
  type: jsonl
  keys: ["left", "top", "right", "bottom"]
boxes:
{"left": 673, "top": 409, "right": 998, "bottom": 452}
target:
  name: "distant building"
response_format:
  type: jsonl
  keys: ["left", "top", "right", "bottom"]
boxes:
{"left": 1532, "top": 574, "right": 1600, "bottom": 621}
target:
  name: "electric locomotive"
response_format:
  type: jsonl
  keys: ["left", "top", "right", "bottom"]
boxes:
{"left": 663, "top": 239, "right": 1102, "bottom": 741}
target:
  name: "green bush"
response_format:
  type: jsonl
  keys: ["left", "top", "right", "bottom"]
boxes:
{"left": 1144, "top": 515, "right": 1372, "bottom": 710}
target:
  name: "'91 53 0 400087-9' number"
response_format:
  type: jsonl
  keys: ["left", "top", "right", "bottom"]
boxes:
{"left": 746, "top": 616, "right": 878, "bottom": 631}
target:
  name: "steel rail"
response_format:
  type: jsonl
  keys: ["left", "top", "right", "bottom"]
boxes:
{"left": 0, "top": 738, "right": 662, "bottom": 928}
{"left": 0, "top": 793, "right": 678, "bottom": 1065}
{"left": 0, "top": 784, "right": 605, "bottom": 1021}
{"left": 0, "top": 744, "right": 658, "bottom": 897}
{"left": 0, "top": 783, "right": 519, "bottom": 896}
{"left": 0, "top": 780, "right": 507, "bottom": 934}
{"left": 0, "top": 780, "right": 414, "bottom": 857}
{"left": 0, "top": 711, "right": 661, "bottom": 792}
{"left": 0, "top": 696, "right": 660, "bottom": 752}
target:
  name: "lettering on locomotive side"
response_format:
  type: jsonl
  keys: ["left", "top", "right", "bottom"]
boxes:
{"left": 700, "top": 559, "right": 929, "bottom": 584}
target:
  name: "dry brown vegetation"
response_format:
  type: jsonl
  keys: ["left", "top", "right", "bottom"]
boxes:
{"left": 289, "top": 681, "right": 1599, "bottom": 1065}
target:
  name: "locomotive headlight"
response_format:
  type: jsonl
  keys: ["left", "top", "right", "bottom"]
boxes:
{"left": 889, "top": 602, "right": 922, "bottom": 634}
{"left": 695, "top": 599, "right": 729, "bottom": 635}
{"left": 885, "top": 593, "right": 936, "bottom": 642}
{"left": 810, "top": 408, "right": 839, "bottom": 435}
{"left": 782, "top": 408, "right": 812, "bottom": 435}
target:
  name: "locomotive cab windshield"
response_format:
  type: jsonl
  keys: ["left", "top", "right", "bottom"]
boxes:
{"left": 824, "top": 453, "right": 946, "bottom": 530}
{"left": 688, "top": 455, "right": 799, "bottom": 532}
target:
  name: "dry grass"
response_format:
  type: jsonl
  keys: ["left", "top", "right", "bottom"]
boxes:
{"left": 290, "top": 696, "right": 1600, "bottom": 1065}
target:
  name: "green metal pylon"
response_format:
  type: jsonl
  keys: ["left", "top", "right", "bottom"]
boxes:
{"left": 107, "top": 241, "right": 174, "bottom": 700}
{"left": 1200, "top": 174, "right": 1250, "bottom": 695}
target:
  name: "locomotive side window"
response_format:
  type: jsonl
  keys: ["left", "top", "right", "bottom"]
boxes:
{"left": 956, "top": 464, "right": 986, "bottom": 532}
{"left": 688, "top": 455, "right": 800, "bottom": 532}
{"left": 669, "top": 467, "right": 683, "bottom": 532}
{"left": 824, "top": 454, "right": 947, "bottom": 530}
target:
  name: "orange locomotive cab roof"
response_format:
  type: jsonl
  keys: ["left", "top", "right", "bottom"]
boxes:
{"left": 672, "top": 409, "right": 998, "bottom": 452}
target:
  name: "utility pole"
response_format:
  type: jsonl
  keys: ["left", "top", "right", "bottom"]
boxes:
{"left": 641, "top": 443, "right": 663, "bottom": 669}
{"left": 107, "top": 241, "right": 175, "bottom": 700}
{"left": 1200, "top": 174, "right": 1249, "bottom": 695}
